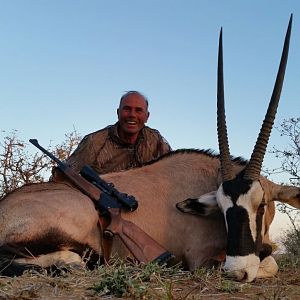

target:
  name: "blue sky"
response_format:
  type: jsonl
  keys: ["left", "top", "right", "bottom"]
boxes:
{"left": 1, "top": 1, "right": 299, "bottom": 236}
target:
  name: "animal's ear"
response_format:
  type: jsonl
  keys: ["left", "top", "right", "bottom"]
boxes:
{"left": 274, "top": 185, "right": 300, "bottom": 209}
{"left": 176, "top": 191, "right": 219, "bottom": 216}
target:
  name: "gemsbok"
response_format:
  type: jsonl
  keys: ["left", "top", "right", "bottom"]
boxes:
{"left": 0, "top": 15, "right": 298, "bottom": 282}
{"left": 177, "top": 15, "right": 299, "bottom": 281}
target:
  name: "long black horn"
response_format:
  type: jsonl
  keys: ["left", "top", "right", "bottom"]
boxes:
{"left": 244, "top": 14, "right": 292, "bottom": 180}
{"left": 217, "top": 28, "right": 234, "bottom": 181}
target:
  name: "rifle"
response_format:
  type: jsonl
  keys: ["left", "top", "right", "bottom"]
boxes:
{"left": 29, "top": 139, "right": 173, "bottom": 265}
{"left": 80, "top": 165, "right": 138, "bottom": 212}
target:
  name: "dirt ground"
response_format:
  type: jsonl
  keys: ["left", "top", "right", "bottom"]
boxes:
{"left": 0, "top": 258, "right": 299, "bottom": 299}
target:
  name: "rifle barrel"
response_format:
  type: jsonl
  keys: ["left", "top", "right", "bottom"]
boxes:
{"left": 29, "top": 139, "right": 64, "bottom": 168}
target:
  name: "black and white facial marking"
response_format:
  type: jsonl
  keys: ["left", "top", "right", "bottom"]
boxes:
{"left": 216, "top": 172, "right": 266, "bottom": 282}
{"left": 176, "top": 191, "right": 220, "bottom": 217}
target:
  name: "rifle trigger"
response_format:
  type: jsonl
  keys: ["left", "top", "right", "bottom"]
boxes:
{"left": 103, "top": 229, "right": 115, "bottom": 238}
{"left": 107, "top": 182, "right": 115, "bottom": 188}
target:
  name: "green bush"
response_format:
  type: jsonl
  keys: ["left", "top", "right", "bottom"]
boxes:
{"left": 281, "top": 227, "right": 300, "bottom": 257}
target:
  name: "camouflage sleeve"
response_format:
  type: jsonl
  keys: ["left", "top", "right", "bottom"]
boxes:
{"left": 159, "top": 134, "right": 172, "bottom": 155}
{"left": 65, "top": 134, "right": 97, "bottom": 173}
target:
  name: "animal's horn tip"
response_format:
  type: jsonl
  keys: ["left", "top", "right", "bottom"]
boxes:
{"left": 289, "top": 14, "right": 293, "bottom": 27}
{"left": 219, "top": 28, "right": 223, "bottom": 45}
{"left": 287, "top": 14, "right": 293, "bottom": 31}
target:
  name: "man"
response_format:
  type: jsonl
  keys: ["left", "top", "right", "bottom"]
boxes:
{"left": 65, "top": 91, "right": 171, "bottom": 175}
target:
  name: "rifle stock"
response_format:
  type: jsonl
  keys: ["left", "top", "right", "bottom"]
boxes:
{"left": 30, "top": 139, "right": 173, "bottom": 265}
{"left": 104, "top": 208, "right": 173, "bottom": 264}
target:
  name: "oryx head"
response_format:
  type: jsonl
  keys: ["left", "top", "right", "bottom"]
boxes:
{"left": 177, "top": 15, "right": 300, "bottom": 282}
{"left": 216, "top": 15, "right": 293, "bottom": 282}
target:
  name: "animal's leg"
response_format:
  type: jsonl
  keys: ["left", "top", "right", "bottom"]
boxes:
{"left": 256, "top": 256, "right": 278, "bottom": 278}
{"left": 15, "top": 250, "right": 84, "bottom": 269}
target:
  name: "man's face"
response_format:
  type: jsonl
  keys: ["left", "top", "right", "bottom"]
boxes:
{"left": 117, "top": 93, "right": 149, "bottom": 136}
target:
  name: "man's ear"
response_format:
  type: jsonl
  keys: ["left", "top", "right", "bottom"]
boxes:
{"left": 176, "top": 191, "right": 219, "bottom": 216}
{"left": 117, "top": 108, "right": 120, "bottom": 118}
{"left": 145, "top": 111, "right": 150, "bottom": 122}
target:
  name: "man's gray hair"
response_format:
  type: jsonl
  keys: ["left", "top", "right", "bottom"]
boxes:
{"left": 119, "top": 91, "right": 149, "bottom": 108}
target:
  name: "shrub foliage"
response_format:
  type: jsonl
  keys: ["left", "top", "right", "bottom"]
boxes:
{"left": 0, "top": 129, "right": 81, "bottom": 199}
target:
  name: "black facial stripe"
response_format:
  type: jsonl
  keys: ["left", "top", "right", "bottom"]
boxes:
{"left": 222, "top": 171, "right": 253, "bottom": 204}
{"left": 259, "top": 243, "right": 272, "bottom": 261}
{"left": 226, "top": 206, "right": 255, "bottom": 256}
{"left": 176, "top": 198, "right": 207, "bottom": 215}
{"left": 255, "top": 195, "right": 265, "bottom": 256}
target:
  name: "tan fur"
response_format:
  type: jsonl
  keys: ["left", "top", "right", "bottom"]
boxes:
{"left": 15, "top": 251, "right": 84, "bottom": 268}
{"left": 0, "top": 151, "right": 227, "bottom": 270}
{"left": 0, "top": 150, "right": 299, "bottom": 274}
{"left": 256, "top": 256, "right": 279, "bottom": 279}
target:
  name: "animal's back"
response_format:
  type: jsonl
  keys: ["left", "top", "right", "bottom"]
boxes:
{"left": 0, "top": 182, "right": 101, "bottom": 258}
{"left": 103, "top": 150, "right": 228, "bottom": 268}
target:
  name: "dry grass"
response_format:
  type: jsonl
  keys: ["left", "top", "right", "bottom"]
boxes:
{"left": 0, "top": 255, "right": 299, "bottom": 300}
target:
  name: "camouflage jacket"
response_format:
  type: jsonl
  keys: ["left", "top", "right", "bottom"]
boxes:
{"left": 66, "top": 123, "right": 171, "bottom": 174}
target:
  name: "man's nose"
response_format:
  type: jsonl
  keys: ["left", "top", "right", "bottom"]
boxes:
{"left": 128, "top": 109, "right": 137, "bottom": 117}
